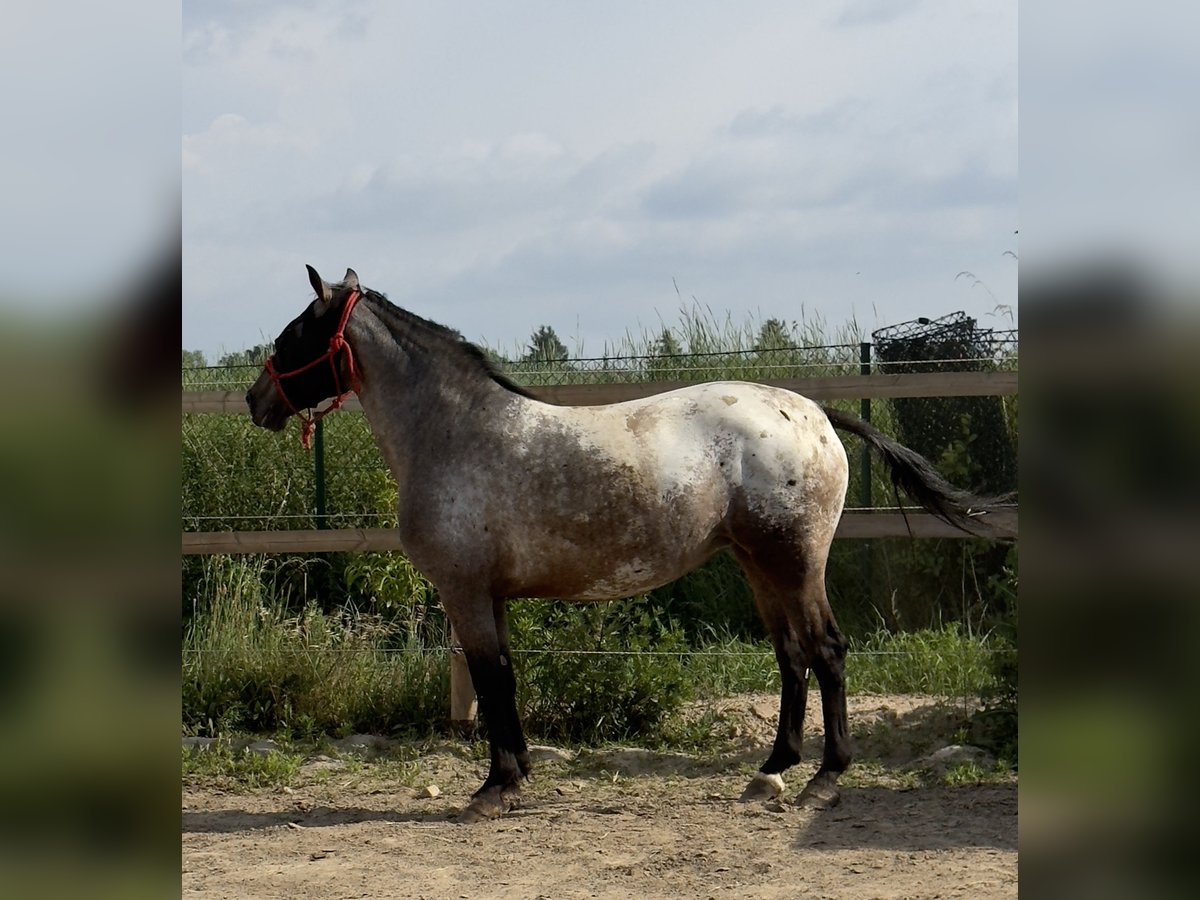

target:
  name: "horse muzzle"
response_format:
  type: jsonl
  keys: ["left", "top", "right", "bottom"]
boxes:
{"left": 246, "top": 373, "right": 290, "bottom": 431}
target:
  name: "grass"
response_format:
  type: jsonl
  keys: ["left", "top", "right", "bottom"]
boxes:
{"left": 182, "top": 744, "right": 303, "bottom": 789}
{"left": 940, "top": 760, "right": 1014, "bottom": 787}
{"left": 847, "top": 625, "right": 1004, "bottom": 696}
{"left": 183, "top": 555, "right": 1008, "bottom": 755}
{"left": 183, "top": 556, "right": 449, "bottom": 740}
{"left": 181, "top": 738, "right": 427, "bottom": 791}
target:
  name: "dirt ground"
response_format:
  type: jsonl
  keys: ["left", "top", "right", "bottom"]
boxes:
{"left": 182, "top": 694, "right": 1016, "bottom": 899}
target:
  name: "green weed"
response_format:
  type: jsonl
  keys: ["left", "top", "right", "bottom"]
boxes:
{"left": 941, "top": 760, "right": 1013, "bottom": 787}
{"left": 182, "top": 743, "right": 303, "bottom": 788}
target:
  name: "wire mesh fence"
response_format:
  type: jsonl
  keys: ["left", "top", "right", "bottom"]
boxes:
{"left": 871, "top": 314, "right": 1018, "bottom": 498}
{"left": 181, "top": 328, "right": 1018, "bottom": 393}
{"left": 182, "top": 321, "right": 1017, "bottom": 533}
{"left": 183, "top": 343, "right": 869, "bottom": 392}
{"left": 182, "top": 317, "right": 1017, "bottom": 654}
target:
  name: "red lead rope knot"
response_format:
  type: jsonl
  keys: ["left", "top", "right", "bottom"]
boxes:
{"left": 264, "top": 290, "right": 362, "bottom": 450}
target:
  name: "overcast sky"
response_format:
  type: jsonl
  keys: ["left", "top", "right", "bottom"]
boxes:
{"left": 182, "top": 0, "right": 1017, "bottom": 360}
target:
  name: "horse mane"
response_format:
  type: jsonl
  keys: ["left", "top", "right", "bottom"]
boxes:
{"left": 359, "top": 288, "right": 536, "bottom": 399}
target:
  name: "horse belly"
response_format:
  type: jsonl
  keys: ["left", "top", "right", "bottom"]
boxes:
{"left": 532, "top": 550, "right": 720, "bottom": 602}
{"left": 566, "top": 540, "right": 717, "bottom": 601}
{"left": 497, "top": 498, "right": 727, "bottom": 602}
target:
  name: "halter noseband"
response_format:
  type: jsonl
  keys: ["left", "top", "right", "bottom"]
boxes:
{"left": 263, "top": 289, "right": 362, "bottom": 449}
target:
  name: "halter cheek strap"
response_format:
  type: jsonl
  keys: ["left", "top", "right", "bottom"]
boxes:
{"left": 264, "top": 290, "right": 362, "bottom": 449}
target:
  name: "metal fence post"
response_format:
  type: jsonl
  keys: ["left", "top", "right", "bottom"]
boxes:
{"left": 313, "top": 418, "right": 327, "bottom": 529}
{"left": 859, "top": 342, "right": 872, "bottom": 508}
{"left": 859, "top": 341, "right": 874, "bottom": 600}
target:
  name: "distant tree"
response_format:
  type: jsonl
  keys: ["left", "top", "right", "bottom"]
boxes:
{"left": 523, "top": 325, "right": 569, "bottom": 364}
{"left": 182, "top": 349, "right": 207, "bottom": 368}
{"left": 754, "top": 318, "right": 792, "bottom": 352}
{"left": 645, "top": 328, "right": 687, "bottom": 382}
{"left": 652, "top": 328, "right": 682, "bottom": 358}
{"left": 217, "top": 344, "right": 273, "bottom": 368}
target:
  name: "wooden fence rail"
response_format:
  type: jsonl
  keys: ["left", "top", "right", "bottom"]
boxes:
{"left": 182, "top": 370, "right": 1017, "bottom": 414}
{"left": 181, "top": 510, "right": 1017, "bottom": 556}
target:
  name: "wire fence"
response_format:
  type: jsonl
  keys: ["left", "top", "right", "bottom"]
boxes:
{"left": 183, "top": 318, "right": 1017, "bottom": 534}
{"left": 182, "top": 329, "right": 1018, "bottom": 392}
{"left": 183, "top": 314, "right": 1018, "bottom": 653}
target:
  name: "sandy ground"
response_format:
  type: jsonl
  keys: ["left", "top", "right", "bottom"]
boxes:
{"left": 183, "top": 694, "right": 1016, "bottom": 899}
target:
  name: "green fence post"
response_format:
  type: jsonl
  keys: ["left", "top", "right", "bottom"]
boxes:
{"left": 859, "top": 341, "right": 873, "bottom": 603}
{"left": 314, "top": 418, "right": 327, "bottom": 529}
{"left": 859, "top": 342, "right": 872, "bottom": 507}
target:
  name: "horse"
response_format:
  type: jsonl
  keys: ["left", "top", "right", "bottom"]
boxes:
{"left": 246, "top": 265, "right": 1007, "bottom": 823}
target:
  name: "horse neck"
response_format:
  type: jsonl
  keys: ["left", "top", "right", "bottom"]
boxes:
{"left": 344, "top": 300, "right": 520, "bottom": 478}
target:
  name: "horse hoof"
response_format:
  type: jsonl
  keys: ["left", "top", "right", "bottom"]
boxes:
{"left": 795, "top": 779, "right": 841, "bottom": 810}
{"left": 457, "top": 786, "right": 519, "bottom": 824}
{"left": 456, "top": 803, "right": 496, "bottom": 825}
{"left": 739, "top": 772, "right": 785, "bottom": 801}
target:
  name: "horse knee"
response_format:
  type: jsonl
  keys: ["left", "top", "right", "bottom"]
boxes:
{"left": 824, "top": 616, "right": 847, "bottom": 653}
{"left": 814, "top": 621, "right": 847, "bottom": 675}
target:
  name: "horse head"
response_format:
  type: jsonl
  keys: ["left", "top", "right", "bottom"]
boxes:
{"left": 246, "top": 265, "right": 362, "bottom": 435}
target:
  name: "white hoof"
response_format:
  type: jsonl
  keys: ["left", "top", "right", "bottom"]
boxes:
{"left": 739, "top": 771, "right": 786, "bottom": 801}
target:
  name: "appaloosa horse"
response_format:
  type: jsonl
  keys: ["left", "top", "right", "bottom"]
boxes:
{"left": 247, "top": 266, "right": 1006, "bottom": 822}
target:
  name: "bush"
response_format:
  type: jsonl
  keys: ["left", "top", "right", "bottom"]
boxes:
{"left": 508, "top": 599, "right": 694, "bottom": 745}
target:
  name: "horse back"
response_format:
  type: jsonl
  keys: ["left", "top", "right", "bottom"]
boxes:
{"left": 397, "top": 381, "right": 847, "bottom": 600}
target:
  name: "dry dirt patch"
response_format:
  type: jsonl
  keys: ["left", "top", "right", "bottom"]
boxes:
{"left": 183, "top": 694, "right": 1016, "bottom": 899}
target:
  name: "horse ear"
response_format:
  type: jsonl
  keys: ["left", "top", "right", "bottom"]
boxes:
{"left": 343, "top": 268, "right": 360, "bottom": 290}
{"left": 306, "top": 264, "right": 334, "bottom": 315}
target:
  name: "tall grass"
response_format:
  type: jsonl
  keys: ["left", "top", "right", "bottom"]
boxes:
{"left": 183, "top": 555, "right": 1007, "bottom": 746}
{"left": 500, "top": 302, "right": 869, "bottom": 387}
{"left": 847, "top": 625, "right": 1002, "bottom": 695}
{"left": 183, "top": 556, "right": 447, "bottom": 739}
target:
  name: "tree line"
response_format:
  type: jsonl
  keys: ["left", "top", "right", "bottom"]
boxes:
{"left": 184, "top": 319, "right": 801, "bottom": 369}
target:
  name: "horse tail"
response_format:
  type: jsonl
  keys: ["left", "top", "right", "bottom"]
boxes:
{"left": 821, "top": 406, "right": 1014, "bottom": 539}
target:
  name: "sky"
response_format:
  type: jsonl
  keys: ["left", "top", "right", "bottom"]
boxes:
{"left": 182, "top": 0, "right": 1017, "bottom": 361}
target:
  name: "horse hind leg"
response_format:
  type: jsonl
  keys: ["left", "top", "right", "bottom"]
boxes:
{"left": 739, "top": 626, "right": 810, "bottom": 801}
{"left": 796, "top": 605, "right": 851, "bottom": 810}
{"left": 735, "top": 550, "right": 852, "bottom": 809}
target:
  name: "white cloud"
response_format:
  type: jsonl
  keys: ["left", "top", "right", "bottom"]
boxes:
{"left": 835, "top": 0, "right": 923, "bottom": 28}
{"left": 183, "top": 113, "right": 308, "bottom": 178}
{"left": 183, "top": 2, "right": 1017, "bottom": 359}
{"left": 1, "top": 2, "right": 179, "bottom": 302}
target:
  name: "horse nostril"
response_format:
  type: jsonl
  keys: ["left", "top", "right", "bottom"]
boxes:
{"left": 245, "top": 391, "right": 254, "bottom": 411}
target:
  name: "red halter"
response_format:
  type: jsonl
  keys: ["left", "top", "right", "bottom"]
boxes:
{"left": 263, "top": 290, "right": 362, "bottom": 449}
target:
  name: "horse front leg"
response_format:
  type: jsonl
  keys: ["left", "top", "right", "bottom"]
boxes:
{"left": 492, "top": 598, "right": 532, "bottom": 780}
{"left": 450, "top": 597, "right": 528, "bottom": 823}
